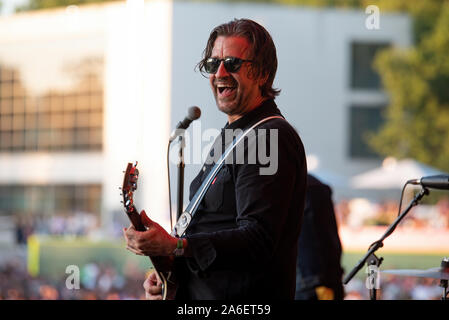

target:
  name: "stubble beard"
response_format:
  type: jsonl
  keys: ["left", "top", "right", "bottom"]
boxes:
{"left": 214, "top": 87, "right": 250, "bottom": 118}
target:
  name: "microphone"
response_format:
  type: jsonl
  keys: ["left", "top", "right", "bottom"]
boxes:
{"left": 169, "top": 106, "right": 201, "bottom": 143}
{"left": 409, "top": 174, "right": 449, "bottom": 190}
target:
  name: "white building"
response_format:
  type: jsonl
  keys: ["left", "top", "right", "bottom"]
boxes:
{"left": 0, "top": 0, "right": 411, "bottom": 233}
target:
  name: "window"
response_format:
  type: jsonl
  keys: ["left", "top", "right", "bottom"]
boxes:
{"left": 0, "top": 62, "right": 103, "bottom": 152}
{"left": 349, "top": 105, "right": 385, "bottom": 158}
{"left": 0, "top": 184, "right": 102, "bottom": 216}
{"left": 0, "top": 34, "right": 104, "bottom": 152}
{"left": 351, "top": 42, "right": 390, "bottom": 89}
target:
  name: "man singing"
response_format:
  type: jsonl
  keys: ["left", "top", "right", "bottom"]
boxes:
{"left": 124, "top": 18, "right": 307, "bottom": 300}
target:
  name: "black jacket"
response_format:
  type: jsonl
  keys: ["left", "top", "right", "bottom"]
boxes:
{"left": 174, "top": 99, "right": 307, "bottom": 299}
{"left": 295, "top": 174, "right": 344, "bottom": 300}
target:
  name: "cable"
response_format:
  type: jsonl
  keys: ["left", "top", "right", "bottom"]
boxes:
{"left": 167, "top": 141, "right": 173, "bottom": 231}
{"left": 397, "top": 181, "right": 411, "bottom": 217}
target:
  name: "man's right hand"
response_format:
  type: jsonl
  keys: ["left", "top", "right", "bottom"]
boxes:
{"left": 143, "top": 271, "right": 163, "bottom": 300}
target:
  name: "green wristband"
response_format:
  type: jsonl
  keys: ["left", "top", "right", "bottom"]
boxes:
{"left": 173, "top": 238, "right": 184, "bottom": 257}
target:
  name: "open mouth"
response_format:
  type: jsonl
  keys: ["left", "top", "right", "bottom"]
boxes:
{"left": 217, "top": 85, "right": 237, "bottom": 97}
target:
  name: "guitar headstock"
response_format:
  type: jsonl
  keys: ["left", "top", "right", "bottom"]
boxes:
{"left": 121, "top": 162, "right": 139, "bottom": 214}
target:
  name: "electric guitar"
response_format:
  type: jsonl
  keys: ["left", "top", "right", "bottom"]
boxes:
{"left": 121, "top": 162, "right": 176, "bottom": 300}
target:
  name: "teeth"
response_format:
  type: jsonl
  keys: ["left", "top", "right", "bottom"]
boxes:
{"left": 216, "top": 83, "right": 236, "bottom": 87}
{"left": 218, "top": 86, "right": 236, "bottom": 94}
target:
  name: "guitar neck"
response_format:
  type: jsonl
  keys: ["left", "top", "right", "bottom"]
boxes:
{"left": 126, "top": 205, "right": 146, "bottom": 232}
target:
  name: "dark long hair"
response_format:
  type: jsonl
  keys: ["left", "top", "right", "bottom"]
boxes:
{"left": 197, "top": 18, "right": 281, "bottom": 99}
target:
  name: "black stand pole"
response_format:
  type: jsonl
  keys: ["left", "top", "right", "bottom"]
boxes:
{"left": 366, "top": 253, "right": 383, "bottom": 300}
{"left": 439, "top": 258, "right": 449, "bottom": 300}
{"left": 176, "top": 135, "right": 185, "bottom": 220}
{"left": 343, "top": 187, "right": 429, "bottom": 299}
{"left": 440, "top": 278, "right": 448, "bottom": 301}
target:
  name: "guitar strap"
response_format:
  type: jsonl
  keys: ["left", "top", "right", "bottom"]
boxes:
{"left": 171, "top": 115, "right": 284, "bottom": 237}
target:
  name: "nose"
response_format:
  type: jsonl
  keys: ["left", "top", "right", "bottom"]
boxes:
{"left": 215, "top": 60, "right": 229, "bottom": 78}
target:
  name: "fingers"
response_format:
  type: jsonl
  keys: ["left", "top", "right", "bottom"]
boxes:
{"left": 122, "top": 224, "right": 136, "bottom": 241}
{"left": 124, "top": 226, "right": 145, "bottom": 256}
{"left": 152, "top": 271, "right": 163, "bottom": 287}
{"left": 145, "top": 271, "right": 162, "bottom": 288}
{"left": 122, "top": 227, "right": 129, "bottom": 241}
{"left": 143, "top": 272, "right": 163, "bottom": 300}
{"left": 123, "top": 222, "right": 146, "bottom": 254}
{"left": 126, "top": 246, "right": 144, "bottom": 256}
{"left": 145, "top": 291, "right": 163, "bottom": 300}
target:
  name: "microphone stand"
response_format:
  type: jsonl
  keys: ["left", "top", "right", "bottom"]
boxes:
{"left": 366, "top": 252, "right": 383, "bottom": 300}
{"left": 343, "top": 187, "right": 429, "bottom": 299}
{"left": 439, "top": 258, "right": 449, "bottom": 300}
{"left": 176, "top": 135, "right": 185, "bottom": 220}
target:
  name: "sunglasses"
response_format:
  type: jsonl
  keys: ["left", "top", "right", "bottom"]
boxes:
{"left": 203, "top": 57, "right": 253, "bottom": 74}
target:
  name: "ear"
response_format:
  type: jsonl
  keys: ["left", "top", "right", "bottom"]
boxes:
{"left": 258, "top": 72, "right": 269, "bottom": 87}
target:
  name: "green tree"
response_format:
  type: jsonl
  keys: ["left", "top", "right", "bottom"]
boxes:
{"left": 270, "top": 0, "right": 449, "bottom": 172}
{"left": 16, "top": 0, "right": 121, "bottom": 12}
{"left": 368, "top": 1, "right": 449, "bottom": 172}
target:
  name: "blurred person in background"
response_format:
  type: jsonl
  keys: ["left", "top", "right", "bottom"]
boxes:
{"left": 431, "top": 197, "right": 449, "bottom": 229}
{"left": 373, "top": 201, "right": 398, "bottom": 226}
{"left": 14, "top": 214, "right": 34, "bottom": 245}
{"left": 334, "top": 199, "right": 350, "bottom": 227}
{"left": 295, "top": 174, "right": 344, "bottom": 300}
{"left": 410, "top": 277, "right": 441, "bottom": 300}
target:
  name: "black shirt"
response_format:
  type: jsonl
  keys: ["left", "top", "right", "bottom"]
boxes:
{"left": 175, "top": 99, "right": 307, "bottom": 299}
{"left": 295, "top": 174, "right": 344, "bottom": 300}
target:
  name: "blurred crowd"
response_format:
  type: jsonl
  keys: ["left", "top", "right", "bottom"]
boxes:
{"left": 344, "top": 275, "right": 444, "bottom": 300}
{"left": 335, "top": 197, "right": 449, "bottom": 229}
{"left": 0, "top": 258, "right": 147, "bottom": 300}
{"left": 1, "top": 256, "right": 445, "bottom": 300}
{"left": 12, "top": 196, "right": 449, "bottom": 246}
{"left": 3, "top": 212, "right": 152, "bottom": 300}
{"left": 14, "top": 212, "right": 101, "bottom": 245}
{"left": 3, "top": 197, "right": 448, "bottom": 300}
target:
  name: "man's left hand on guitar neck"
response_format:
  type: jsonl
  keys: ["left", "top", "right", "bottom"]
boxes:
{"left": 123, "top": 210, "right": 190, "bottom": 257}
